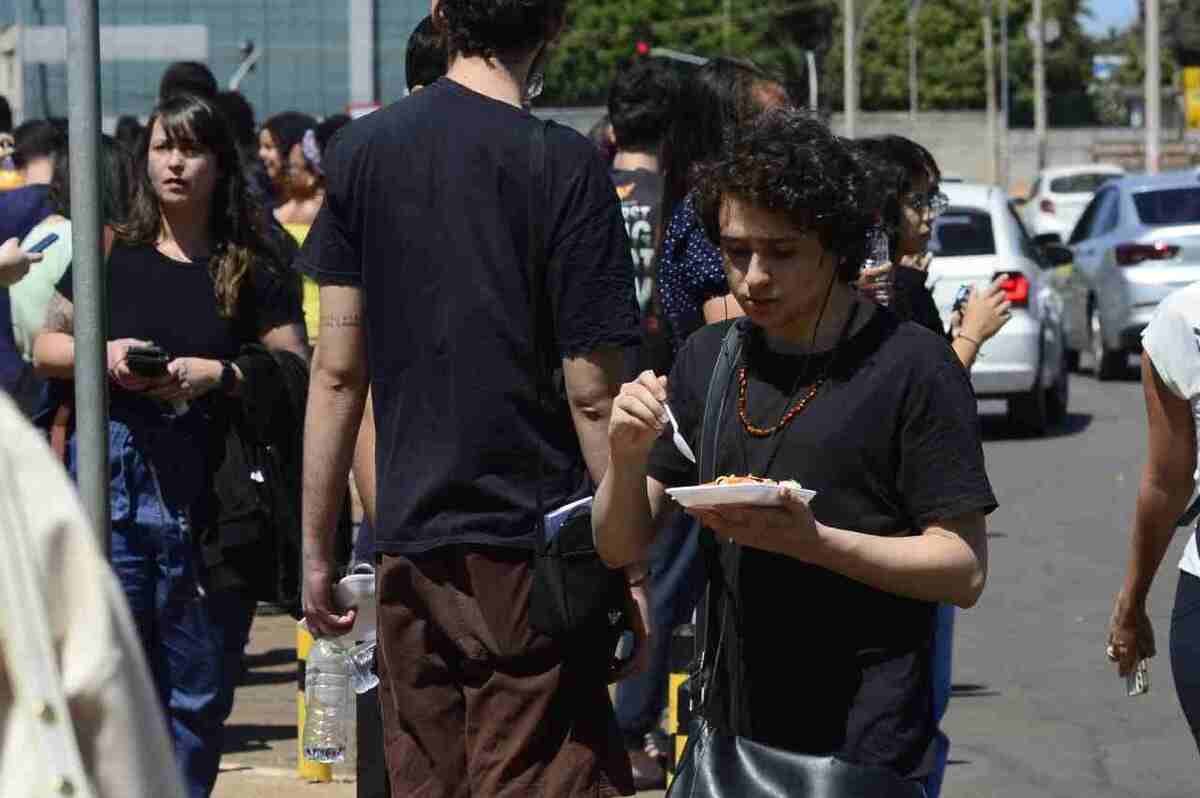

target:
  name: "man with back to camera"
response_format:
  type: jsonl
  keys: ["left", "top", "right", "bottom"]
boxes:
{"left": 299, "top": 1, "right": 643, "bottom": 795}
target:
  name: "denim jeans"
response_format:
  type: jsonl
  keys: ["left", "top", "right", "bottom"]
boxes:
{"left": 72, "top": 414, "right": 243, "bottom": 798}
{"left": 614, "top": 513, "right": 707, "bottom": 743}
{"left": 924, "top": 603, "right": 955, "bottom": 798}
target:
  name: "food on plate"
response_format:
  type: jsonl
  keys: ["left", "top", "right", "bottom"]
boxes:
{"left": 711, "top": 475, "right": 807, "bottom": 492}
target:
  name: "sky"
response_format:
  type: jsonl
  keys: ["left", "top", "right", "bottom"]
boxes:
{"left": 1081, "top": 0, "right": 1139, "bottom": 36}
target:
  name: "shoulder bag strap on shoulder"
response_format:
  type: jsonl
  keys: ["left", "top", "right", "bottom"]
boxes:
{"left": 528, "top": 120, "right": 550, "bottom": 551}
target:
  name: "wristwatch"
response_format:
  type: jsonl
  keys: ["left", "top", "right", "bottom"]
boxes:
{"left": 219, "top": 360, "right": 237, "bottom": 394}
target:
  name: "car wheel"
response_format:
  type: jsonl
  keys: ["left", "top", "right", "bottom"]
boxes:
{"left": 1009, "top": 370, "right": 1049, "bottom": 436}
{"left": 1045, "top": 351, "right": 1069, "bottom": 426}
{"left": 1089, "top": 305, "right": 1124, "bottom": 381}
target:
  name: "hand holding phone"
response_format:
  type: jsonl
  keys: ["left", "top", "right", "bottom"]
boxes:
{"left": 125, "top": 344, "right": 171, "bottom": 379}
{"left": 26, "top": 232, "right": 59, "bottom": 254}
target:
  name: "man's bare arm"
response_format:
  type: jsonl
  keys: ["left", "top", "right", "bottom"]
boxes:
{"left": 302, "top": 286, "right": 369, "bottom": 636}
{"left": 351, "top": 390, "right": 377, "bottom": 527}
{"left": 32, "top": 292, "right": 76, "bottom": 379}
{"left": 561, "top": 347, "right": 626, "bottom": 485}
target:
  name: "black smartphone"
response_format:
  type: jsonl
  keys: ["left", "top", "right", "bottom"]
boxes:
{"left": 125, "top": 344, "right": 170, "bottom": 378}
{"left": 26, "top": 232, "right": 59, "bottom": 254}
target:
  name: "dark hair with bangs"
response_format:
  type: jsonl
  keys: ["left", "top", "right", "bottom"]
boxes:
{"left": 123, "top": 93, "right": 282, "bottom": 319}
{"left": 856, "top": 135, "right": 940, "bottom": 196}
{"left": 692, "top": 108, "right": 872, "bottom": 284}
{"left": 434, "top": 0, "right": 566, "bottom": 59}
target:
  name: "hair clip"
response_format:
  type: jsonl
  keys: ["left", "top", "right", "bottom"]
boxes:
{"left": 301, "top": 129, "right": 323, "bottom": 177}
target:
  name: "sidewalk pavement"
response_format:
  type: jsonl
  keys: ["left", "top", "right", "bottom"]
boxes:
{"left": 213, "top": 608, "right": 666, "bottom": 798}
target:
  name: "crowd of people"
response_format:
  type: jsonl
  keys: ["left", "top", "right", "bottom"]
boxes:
{"left": 1, "top": 1, "right": 1198, "bottom": 797}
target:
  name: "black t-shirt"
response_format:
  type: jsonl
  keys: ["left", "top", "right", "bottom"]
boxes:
{"left": 612, "top": 166, "right": 671, "bottom": 376}
{"left": 648, "top": 308, "right": 997, "bottom": 778}
{"left": 892, "top": 266, "right": 948, "bottom": 340}
{"left": 299, "top": 78, "right": 640, "bottom": 555}
{"left": 58, "top": 242, "right": 303, "bottom": 376}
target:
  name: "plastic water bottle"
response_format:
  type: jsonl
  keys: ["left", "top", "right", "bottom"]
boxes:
{"left": 347, "top": 640, "right": 379, "bottom": 695}
{"left": 303, "top": 638, "right": 350, "bottom": 763}
{"left": 861, "top": 223, "right": 893, "bottom": 306}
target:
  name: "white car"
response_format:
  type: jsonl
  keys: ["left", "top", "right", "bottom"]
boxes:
{"left": 1021, "top": 164, "right": 1125, "bottom": 243}
{"left": 925, "top": 183, "right": 1072, "bottom": 434}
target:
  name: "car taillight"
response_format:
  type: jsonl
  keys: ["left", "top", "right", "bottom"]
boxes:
{"left": 1040, "top": 198, "right": 1056, "bottom": 215}
{"left": 1115, "top": 241, "right": 1180, "bottom": 266}
{"left": 994, "top": 272, "right": 1030, "bottom": 307}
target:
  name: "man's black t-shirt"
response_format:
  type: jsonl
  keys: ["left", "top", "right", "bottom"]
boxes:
{"left": 647, "top": 308, "right": 997, "bottom": 778}
{"left": 58, "top": 243, "right": 303, "bottom": 370}
{"left": 299, "top": 78, "right": 640, "bottom": 555}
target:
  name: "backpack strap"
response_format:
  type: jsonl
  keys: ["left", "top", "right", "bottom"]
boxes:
{"left": 527, "top": 120, "right": 551, "bottom": 553}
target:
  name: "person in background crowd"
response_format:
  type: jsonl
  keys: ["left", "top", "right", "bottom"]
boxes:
{"left": 1107, "top": 281, "right": 1200, "bottom": 750}
{"left": 606, "top": 55, "right": 685, "bottom": 790}
{"left": 115, "top": 115, "right": 144, "bottom": 153}
{"left": 211, "top": 90, "right": 281, "bottom": 226}
{"left": 159, "top": 61, "right": 218, "bottom": 103}
{"left": 0, "top": 119, "right": 66, "bottom": 414}
{"left": 258, "top": 112, "right": 316, "bottom": 205}
{"left": 32, "top": 93, "right": 306, "bottom": 798}
{"left": 275, "top": 114, "right": 351, "bottom": 342}
{"left": 12, "top": 136, "right": 134, "bottom": 362}
{"left": 589, "top": 114, "right": 618, "bottom": 166}
{"left": 0, "top": 96, "right": 18, "bottom": 192}
{"left": 0, "top": 389, "right": 186, "bottom": 798}
{"left": 853, "top": 134, "right": 1012, "bottom": 798}
{"left": 405, "top": 14, "right": 445, "bottom": 93}
{"left": 608, "top": 56, "right": 678, "bottom": 378}
{"left": 299, "top": 0, "right": 643, "bottom": 794}
{"left": 595, "top": 107, "right": 994, "bottom": 792}
{"left": 656, "top": 57, "right": 789, "bottom": 353}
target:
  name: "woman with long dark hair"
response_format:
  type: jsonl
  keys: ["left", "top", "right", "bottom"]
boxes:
{"left": 656, "top": 57, "right": 789, "bottom": 352}
{"left": 33, "top": 93, "right": 306, "bottom": 797}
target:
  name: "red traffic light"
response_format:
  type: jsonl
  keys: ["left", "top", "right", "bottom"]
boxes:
{"left": 636, "top": 40, "right": 651, "bottom": 56}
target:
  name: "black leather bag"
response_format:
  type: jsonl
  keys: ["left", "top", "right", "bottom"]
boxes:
{"left": 667, "top": 324, "right": 925, "bottom": 798}
{"left": 521, "top": 120, "right": 628, "bottom": 643}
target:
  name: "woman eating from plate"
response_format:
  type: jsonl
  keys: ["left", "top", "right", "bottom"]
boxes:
{"left": 592, "top": 108, "right": 996, "bottom": 791}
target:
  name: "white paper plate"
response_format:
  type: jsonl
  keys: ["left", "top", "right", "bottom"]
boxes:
{"left": 665, "top": 483, "right": 817, "bottom": 508}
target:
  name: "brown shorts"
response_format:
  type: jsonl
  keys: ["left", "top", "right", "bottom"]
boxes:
{"left": 375, "top": 546, "right": 634, "bottom": 798}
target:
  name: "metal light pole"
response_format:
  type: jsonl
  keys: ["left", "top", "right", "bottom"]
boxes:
{"left": 1000, "top": 0, "right": 1010, "bottom": 191}
{"left": 65, "top": 0, "right": 110, "bottom": 550}
{"left": 983, "top": 0, "right": 998, "bottom": 184}
{"left": 909, "top": 0, "right": 923, "bottom": 124}
{"left": 844, "top": 0, "right": 858, "bottom": 138}
{"left": 724, "top": 0, "right": 733, "bottom": 53}
{"left": 1032, "top": 0, "right": 1047, "bottom": 170}
{"left": 1145, "top": 0, "right": 1161, "bottom": 174}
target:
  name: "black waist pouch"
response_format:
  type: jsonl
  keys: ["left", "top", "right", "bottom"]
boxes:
{"left": 529, "top": 505, "right": 629, "bottom": 644}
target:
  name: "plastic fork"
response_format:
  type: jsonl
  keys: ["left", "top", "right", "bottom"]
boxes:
{"left": 663, "top": 402, "right": 696, "bottom": 464}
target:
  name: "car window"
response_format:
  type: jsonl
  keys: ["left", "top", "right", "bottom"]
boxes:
{"left": 1134, "top": 188, "right": 1200, "bottom": 225}
{"left": 1008, "top": 205, "right": 1043, "bottom": 264}
{"left": 931, "top": 208, "right": 996, "bottom": 256}
{"left": 1049, "top": 172, "right": 1121, "bottom": 194}
{"left": 1069, "top": 196, "right": 1100, "bottom": 244}
{"left": 1091, "top": 188, "right": 1121, "bottom": 237}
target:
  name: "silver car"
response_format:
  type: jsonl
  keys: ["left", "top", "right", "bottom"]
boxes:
{"left": 927, "top": 183, "right": 1072, "bottom": 434}
{"left": 1063, "top": 170, "right": 1200, "bottom": 379}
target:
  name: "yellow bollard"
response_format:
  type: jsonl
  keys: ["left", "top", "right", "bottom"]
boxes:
{"left": 297, "top": 621, "right": 333, "bottom": 782}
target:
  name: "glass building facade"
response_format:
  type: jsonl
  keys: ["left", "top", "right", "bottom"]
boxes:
{"left": 0, "top": 0, "right": 426, "bottom": 124}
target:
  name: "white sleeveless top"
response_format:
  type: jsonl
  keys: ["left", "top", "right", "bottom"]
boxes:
{"left": 1141, "top": 282, "right": 1200, "bottom": 577}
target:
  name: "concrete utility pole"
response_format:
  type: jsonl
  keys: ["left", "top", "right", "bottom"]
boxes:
{"left": 1000, "top": 0, "right": 1010, "bottom": 191}
{"left": 909, "top": 0, "right": 923, "bottom": 123}
{"left": 1032, "top": 0, "right": 1047, "bottom": 170}
{"left": 844, "top": 0, "right": 858, "bottom": 138}
{"left": 983, "top": 0, "right": 998, "bottom": 184}
{"left": 65, "top": 0, "right": 110, "bottom": 551}
{"left": 1145, "top": 0, "right": 1161, "bottom": 174}
{"left": 724, "top": 0, "right": 733, "bottom": 53}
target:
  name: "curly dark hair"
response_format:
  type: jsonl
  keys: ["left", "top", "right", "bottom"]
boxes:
{"left": 607, "top": 57, "right": 679, "bottom": 154}
{"left": 435, "top": 0, "right": 567, "bottom": 59}
{"left": 692, "top": 108, "right": 872, "bottom": 284}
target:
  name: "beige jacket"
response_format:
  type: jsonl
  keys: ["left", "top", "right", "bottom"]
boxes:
{"left": 0, "top": 392, "right": 185, "bottom": 797}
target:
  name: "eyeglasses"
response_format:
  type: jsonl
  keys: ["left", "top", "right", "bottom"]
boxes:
{"left": 907, "top": 190, "right": 949, "bottom": 216}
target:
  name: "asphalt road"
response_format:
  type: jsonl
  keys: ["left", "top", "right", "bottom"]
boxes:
{"left": 941, "top": 362, "right": 1197, "bottom": 798}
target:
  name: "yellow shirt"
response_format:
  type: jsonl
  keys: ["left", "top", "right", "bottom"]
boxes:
{"left": 283, "top": 223, "right": 319, "bottom": 344}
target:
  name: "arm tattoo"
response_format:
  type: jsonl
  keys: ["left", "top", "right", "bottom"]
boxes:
{"left": 43, "top": 292, "right": 75, "bottom": 334}
{"left": 319, "top": 313, "right": 362, "bottom": 330}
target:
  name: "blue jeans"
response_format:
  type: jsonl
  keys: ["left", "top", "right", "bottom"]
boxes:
{"left": 614, "top": 513, "right": 707, "bottom": 743}
{"left": 72, "top": 415, "right": 246, "bottom": 798}
{"left": 924, "top": 603, "right": 955, "bottom": 798}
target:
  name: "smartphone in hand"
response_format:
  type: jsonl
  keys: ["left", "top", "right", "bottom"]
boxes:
{"left": 125, "top": 344, "right": 170, "bottom": 379}
{"left": 26, "top": 232, "right": 59, "bottom": 254}
{"left": 1126, "top": 659, "right": 1149, "bottom": 697}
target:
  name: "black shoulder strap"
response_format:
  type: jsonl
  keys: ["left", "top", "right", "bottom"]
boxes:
{"left": 528, "top": 120, "right": 550, "bottom": 549}
{"left": 694, "top": 322, "right": 744, "bottom": 709}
